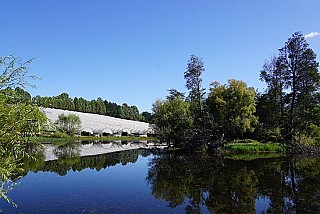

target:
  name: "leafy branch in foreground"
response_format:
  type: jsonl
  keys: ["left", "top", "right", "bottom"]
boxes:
{"left": 0, "top": 55, "right": 45, "bottom": 207}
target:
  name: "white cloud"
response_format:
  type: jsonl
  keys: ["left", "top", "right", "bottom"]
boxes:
{"left": 305, "top": 32, "right": 320, "bottom": 39}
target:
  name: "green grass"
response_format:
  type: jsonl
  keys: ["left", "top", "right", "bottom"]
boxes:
{"left": 223, "top": 140, "right": 286, "bottom": 154}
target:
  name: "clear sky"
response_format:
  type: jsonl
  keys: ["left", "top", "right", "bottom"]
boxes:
{"left": 1, "top": 0, "right": 320, "bottom": 112}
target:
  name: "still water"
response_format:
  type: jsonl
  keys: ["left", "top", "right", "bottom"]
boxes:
{"left": 1, "top": 141, "right": 320, "bottom": 213}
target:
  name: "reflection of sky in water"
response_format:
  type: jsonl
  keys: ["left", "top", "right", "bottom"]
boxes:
{"left": 255, "top": 196, "right": 271, "bottom": 213}
{"left": 0, "top": 155, "right": 184, "bottom": 214}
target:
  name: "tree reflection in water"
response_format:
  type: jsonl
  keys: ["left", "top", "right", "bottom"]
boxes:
{"left": 0, "top": 142, "right": 44, "bottom": 207}
{"left": 2, "top": 142, "right": 320, "bottom": 213}
{"left": 21, "top": 142, "right": 152, "bottom": 176}
{"left": 146, "top": 151, "right": 320, "bottom": 213}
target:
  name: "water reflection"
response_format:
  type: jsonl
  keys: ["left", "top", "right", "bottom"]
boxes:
{"left": 22, "top": 141, "right": 153, "bottom": 176}
{"left": 0, "top": 143, "right": 41, "bottom": 207}
{"left": 44, "top": 140, "right": 156, "bottom": 161}
{"left": 1, "top": 141, "right": 320, "bottom": 213}
{"left": 147, "top": 151, "right": 320, "bottom": 213}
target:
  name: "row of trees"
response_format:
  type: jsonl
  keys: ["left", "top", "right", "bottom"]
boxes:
{"left": 8, "top": 89, "right": 154, "bottom": 123}
{"left": 153, "top": 32, "right": 320, "bottom": 149}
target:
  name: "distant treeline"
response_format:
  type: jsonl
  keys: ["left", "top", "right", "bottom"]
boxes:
{"left": 2, "top": 87, "right": 154, "bottom": 123}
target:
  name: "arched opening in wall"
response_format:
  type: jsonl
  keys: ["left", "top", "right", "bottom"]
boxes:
{"left": 102, "top": 129, "right": 112, "bottom": 137}
{"left": 81, "top": 128, "right": 93, "bottom": 136}
{"left": 81, "top": 131, "right": 91, "bottom": 136}
{"left": 121, "top": 131, "right": 129, "bottom": 136}
{"left": 121, "top": 129, "right": 130, "bottom": 137}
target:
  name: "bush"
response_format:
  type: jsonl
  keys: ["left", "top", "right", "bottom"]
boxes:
{"left": 294, "top": 124, "right": 320, "bottom": 146}
{"left": 52, "top": 131, "right": 70, "bottom": 138}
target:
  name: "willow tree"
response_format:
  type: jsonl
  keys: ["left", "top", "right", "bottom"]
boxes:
{"left": 152, "top": 97, "right": 193, "bottom": 146}
{"left": 0, "top": 55, "right": 46, "bottom": 206}
{"left": 207, "top": 79, "right": 258, "bottom": 139}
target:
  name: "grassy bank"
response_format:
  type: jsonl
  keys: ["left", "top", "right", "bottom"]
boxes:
{"left": 222, "top": 139, "right": 286, "bottom": 154}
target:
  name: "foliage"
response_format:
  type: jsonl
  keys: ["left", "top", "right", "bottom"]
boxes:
{"left": 52, "top": 131, "right": 70, "bottom": 138}
{"left": 207, "top": 79, "right": 258, "bottom": 139}
{"left": 258, "top": 32, "right": 320, "bottom": 142}
{"left": 279, "top": 32, "right": 319, "bottom": 135}
{"left": 0, "top": 55, "right": 45, "bottom": 207}
{"left": 120, "top": 103, "right": 144, "bottom": 121}
{"left": 293, "top": 123, "right": 320, "bottom": 146}
{"left": 141, "top": 111, "right": 154, "bottom": 123}
{"left": 184, "top": 55, "right": 206, "bottom": 126}
{"left": 223, "top": 141, "right": 286, "bottom": 153}
{"left": 152, "top": 97, "right": 193, "bottom": 146}
{"left": 0, "top": 56, "right": 39, "bottom": 90}
{"left": 55, "top": 114, "right": 81, "bottom": 136}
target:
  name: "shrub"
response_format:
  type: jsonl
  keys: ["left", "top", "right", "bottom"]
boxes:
{"left": 52, "top": 131, "right": 70, "bottom": 138}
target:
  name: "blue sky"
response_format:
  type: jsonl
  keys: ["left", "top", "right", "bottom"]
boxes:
{"left": 1, "top": 0, "right": 320, "bottom": 112}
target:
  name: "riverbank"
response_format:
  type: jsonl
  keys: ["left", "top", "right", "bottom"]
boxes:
{"left": 223, "top": 140, "right": 286, "bottom": 153}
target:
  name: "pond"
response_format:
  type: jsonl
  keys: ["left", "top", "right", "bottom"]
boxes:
{"left": 1, "top": 141, "right": 320, "bottom": 213}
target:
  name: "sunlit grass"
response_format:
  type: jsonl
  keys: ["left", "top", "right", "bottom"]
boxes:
{"left": 223, "top": 140, "right": 286, "bottom": 154}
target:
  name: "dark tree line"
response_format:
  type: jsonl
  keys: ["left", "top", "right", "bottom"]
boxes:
{"left": 153, "top": 32, "right": 320, "bottom": 150}
{"left": 5, "top": 89, "right": 154, "bottom": 123}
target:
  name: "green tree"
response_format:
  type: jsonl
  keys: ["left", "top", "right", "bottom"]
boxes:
{"left": 0, "top": 55, "right": 45, "bottom": 206}
{"left": 141, "top": 111, "right": 154, "bottom": 123}
{"left": 104, "top": 100, "right": 122, "bottom": 118}
{"left": 54, "top": 93, "right": 75, "bottom": 110}
{"left": 207, "top": 79, "right": 258, "bottom": 139}
{"left": 260, "top": 57, "right": 285, "bottom": 127}
{"left": 166, "top": 89, "right": 185, "bottom": 100}
{"left": 95, "top": 97, "right": 106, "bottom": 115}
{"left": 56, "top": 114, "right": 81, "bottom": 136}
{"left": 184, "top": 55, "right": 206, "bottom": 126}
{"left": 278, "top": 32, "right": 319, "bottom": 138}
{"left": 152, "top": 97, "right": 193, "bottom": 146}
{"left": 256, "top": 56, "right": 286, "bottom": 141}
